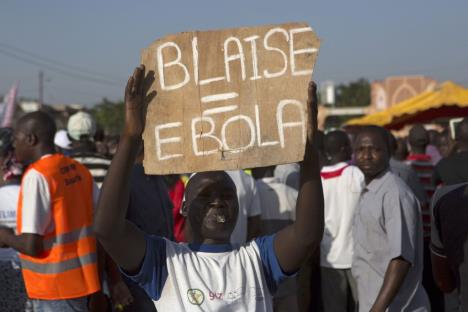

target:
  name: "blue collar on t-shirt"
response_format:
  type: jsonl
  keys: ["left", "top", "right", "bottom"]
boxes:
{"left": 188, "top": 243, "right": 233, "bottom": 253}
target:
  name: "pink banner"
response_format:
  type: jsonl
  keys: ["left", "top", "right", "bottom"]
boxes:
{"left": 1, "top": 82, "right": 19, "bottom": 127}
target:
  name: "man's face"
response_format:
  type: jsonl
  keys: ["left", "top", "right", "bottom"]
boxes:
{"left": 437, "top": 135, "right": 453, "bottom": 158}
{"left": 186, "top": 173, "right": 238, "bottom": 243}
{"left": 355, "top": 132, "right": 389, "bottom": 181}
{"left": 12, "top": 128, "right": 31, "bottom": 163}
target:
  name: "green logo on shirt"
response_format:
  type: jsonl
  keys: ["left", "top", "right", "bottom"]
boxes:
{"left": 187, "top": 289, "right": 205, "bottom": 305}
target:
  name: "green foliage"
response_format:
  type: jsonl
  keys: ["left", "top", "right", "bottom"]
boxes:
{"left": 91, "top": 98, "right": 125, "bottom": 135}
{"left": 335, "top": 78, "right": 370, "bottom": 107}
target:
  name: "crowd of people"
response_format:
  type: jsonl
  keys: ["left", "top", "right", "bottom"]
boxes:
{"left": 0, "top": 66, "right": 467, "bottom": 312}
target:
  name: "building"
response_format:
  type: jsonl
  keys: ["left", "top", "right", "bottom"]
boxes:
{"left": 370, "top": 76, "right": 438, "bottom": 112}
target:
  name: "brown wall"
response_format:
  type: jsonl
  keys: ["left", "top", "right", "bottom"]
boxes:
{"left": 370, "top": 76, "right": 437, "bottom": 113}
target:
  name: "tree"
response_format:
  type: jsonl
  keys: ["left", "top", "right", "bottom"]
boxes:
{"left": 335, "top": 78, "right": 370, "bottom": 107}
{"left": 91, "top": 98, "right": 125, "bottom": 135}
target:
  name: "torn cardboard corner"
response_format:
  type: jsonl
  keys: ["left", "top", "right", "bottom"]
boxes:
{"left": 142, "top": 22, "right": 320, "bottom": 175}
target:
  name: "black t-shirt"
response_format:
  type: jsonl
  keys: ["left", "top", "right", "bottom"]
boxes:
{"left": 126, "top": 164, "right": 174, "bottom": 239}
{"left": 431, "top": 183, "right": 468, "bottom": 309}
{"left": 433, "top": 152, "right": 468, "bottom": 186}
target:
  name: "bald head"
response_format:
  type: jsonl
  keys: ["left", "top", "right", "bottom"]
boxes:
{"left": 14, "top": 111, "right": 57, "bottom": 163}
{"left": 17, "top": 111, "right": 56, "bottom": 147}
{"left": 408, "top": 124, "right": 429, "bottom": 151}
{"left": 185, "top": 171, "right": 236, "bottom": 203}
{"left": 183, "top": 171, "right": 239, "bottom": 244}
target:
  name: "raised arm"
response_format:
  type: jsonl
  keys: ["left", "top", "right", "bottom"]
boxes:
{"left": 274, "top": 82, "right": 324, "bottom": 273}
{"left": 94, "top": 65, "right": 154, "bottom": 273}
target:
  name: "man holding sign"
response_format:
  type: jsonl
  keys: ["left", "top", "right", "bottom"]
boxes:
{"left": 94, "top": 62, "right": 323, "bottom": 311}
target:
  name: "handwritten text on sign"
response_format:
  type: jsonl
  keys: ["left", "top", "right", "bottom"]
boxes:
{"left": 142, "top": 22, "right": 320, "bottom": 174}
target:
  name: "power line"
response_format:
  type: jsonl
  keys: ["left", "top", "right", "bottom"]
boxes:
{"left": 0, "top": 42, "right": 124, "bottom": 81}
{"left": 0, "top": 48, "right": 121, "bottom": 87}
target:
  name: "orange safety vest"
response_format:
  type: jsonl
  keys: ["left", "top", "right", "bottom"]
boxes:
{"left": 17, "top": 154, "right": 100, "bottom": 300}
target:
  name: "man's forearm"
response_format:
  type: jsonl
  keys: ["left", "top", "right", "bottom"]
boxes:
{"left": 296, "top": 144, "right": 324, "bottom": 246}
{"left": 371, "top": 257, "right": 411, "bottom": 312}
{"left": 94, "top": 136, "right": 139, "bottom": 241}
{"left": 2, "top": 232, "right": 43, "bottom": 257}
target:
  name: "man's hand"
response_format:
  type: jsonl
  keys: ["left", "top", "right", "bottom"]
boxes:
{"left": 307, "top": 81, "right": 318, "bottom": 141}
{"left": 123, "top": 65, "right": 155, "bottom": 139}
{"left": 0, "top": 227, "right": 14, "bottom": 247}
{"left": 110, "top": 280, "right": 134, "bottom": 309}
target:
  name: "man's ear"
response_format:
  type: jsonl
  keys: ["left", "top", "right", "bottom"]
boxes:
{"left": 26, "top": 133, "right": 38, "bottom": 146}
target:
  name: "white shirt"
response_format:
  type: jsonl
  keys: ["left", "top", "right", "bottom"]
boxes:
{"left": 0, "top": 184, "right": 20, "bottom": 261}
{"left": 125, "top": 235, "right": 288, "bottom": 312}
{"left": 20, "top": 164, "right": 100, "bottom": 235}
{"left": 320, "top": 162, "right": 364, "bottom": 268}
{"left": 226, "top": 171, "right": 261, "bottom": 245}
{"left": 256, "top": 177, "right": 297, "bottom": 227}
{"left": 273, "top": 163, "right": 300, "bottom": 190}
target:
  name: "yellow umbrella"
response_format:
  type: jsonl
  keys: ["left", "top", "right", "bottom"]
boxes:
{"left": 346, "top": 81, "right": 468, "bottom": 129}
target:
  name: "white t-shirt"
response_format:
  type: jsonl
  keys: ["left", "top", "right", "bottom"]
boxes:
{"left": 256, "top": 177, "right": 297, "bottom": 226}
{"left": 125, "top": 235, "right": 289, "bottom": 312}
{"left": 19, "top": 165, "right": 100, "bottom": 235}
{"left": 0, "top": 184, "right": 20, "bottom": 261}
{"left": 273, "top": 163, "right": 300, "bottom": 190}
{"left": 226, "top": 171, "right": 261, "bottom": 245}
{"left": 320, "top": 162, "right": 364, "bottom": 268}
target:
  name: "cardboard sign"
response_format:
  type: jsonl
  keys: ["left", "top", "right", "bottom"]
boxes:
{"left": 142, "top": 22, "right": 320, "bottom": 174}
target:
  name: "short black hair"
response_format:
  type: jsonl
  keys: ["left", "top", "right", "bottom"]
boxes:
{"left": 17, "top": 111, "right": 57, "bottom": 146}
{"left": 323, "top": 130, "right": 350, "bottom": 157}
{"left": 408, "top": 124, "right": 429, "bottom": 148}
{"left": 355, "top": 125, "right": 391, "bottom": 153}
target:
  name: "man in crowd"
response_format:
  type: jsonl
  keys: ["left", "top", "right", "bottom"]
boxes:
{"left": 434, "top": 130, "right": 454, "bottom": 159}
{"left": 0, "top": 111, "right": 101, "bottom": 311}
{"left": 433, "top": 118, "right": 468, "bottom": 186}
{"left": 406, "top": 124, "right": 436, "bottom": 201}
{"left": 352, "top": 125, "right": 429, "bottom": 311}
{"left": 68, "top": 111, "right": 111, "bottom": 187}
{"left": 430, "top": 182, "right": 468, "bottom": 311}
{"left": 406, "top": 124, "right": 443, "bottom": 310}
{"left": 320, "top": 130, "right": 363, "bottom": 312}
{"left": 252, "top": 165, "right": 298, "bottom": 312}
{"left": 0, "top": 128, "right": 30, "bottom": 311}
{"left": 94, "top": 66, "right": 324, "bottom": 311}
{"left": 388, "top": 133, "right": 427, "bottom": 205}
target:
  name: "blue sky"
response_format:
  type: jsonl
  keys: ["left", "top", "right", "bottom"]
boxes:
{"left": 1, "top": 0, "right": 467, "bottom": 105}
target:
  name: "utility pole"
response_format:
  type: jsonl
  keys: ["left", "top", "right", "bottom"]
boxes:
{"left": 38, "top": 70, "right": 44, "bottom": 107}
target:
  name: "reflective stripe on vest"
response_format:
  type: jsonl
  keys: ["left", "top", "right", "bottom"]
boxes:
{"left": 20, "top": 252, "right": 97, "bottom": 274}
{"left": 42, "top": 225, "right": 94, "bottom": 251}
